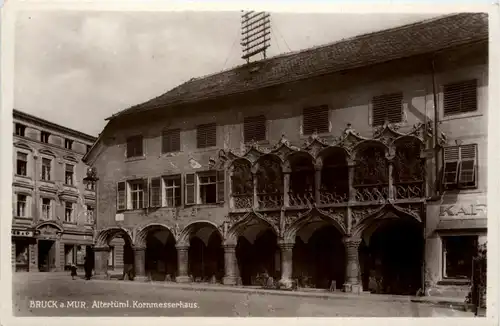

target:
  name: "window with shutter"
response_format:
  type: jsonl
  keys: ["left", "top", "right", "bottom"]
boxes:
{"left": 244, "top": 115, "right": 266, "bottom": 142}
{"left": 197, "top": 123, "right": 217, "bottom": 148}
{"left": 443, "top": 79, "right": 477, "bottom": 116}
{"left": 443, "top": 147, "right": 459, "bottom": 187}
{"left": 126, "top": 135, "right": 143, "bottom": 158}
{"left": 143, "top": 179, "right": 149, "bottom": 208}
{"left": 117, "top": 182, "right": 126, "bottom": 211}
{"left": 150, "top": 177, "right": 162, "bottom": 207}
{"left": 458, "top": 144, "right": 477, "bottom": 188}
{"left": 302, "top": 105, "right": 329, "bottom": 135}
{"left": 217, "top": 170, "right": 225, "bottom": 203}
{"left": 164, "top": 175, "right": 182, "bottom": 207}
{"left": 372, "top": 93, "right": 403, "bottom": 126}
{"left": 185, "top": 173, "right": 196, "bottom": 205}
{"left": 162, "top": 129, "right": 181, "bottom": 153}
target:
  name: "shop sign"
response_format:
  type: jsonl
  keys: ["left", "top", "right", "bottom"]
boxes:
{"left": 439, "top": 204, "right": 487, "bottom": 217}
{"left": 12, "top": 230, "right": 33, "bottom": 237}
{"left": 115, "top": 213, "right": 124, "bottom": 221}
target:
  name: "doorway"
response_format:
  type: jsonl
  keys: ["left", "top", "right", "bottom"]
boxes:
{"left": 38, "top": 240, "right": 56, "bottom": 272}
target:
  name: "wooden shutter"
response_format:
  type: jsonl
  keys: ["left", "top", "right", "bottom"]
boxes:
{"left": 150, "top": 177, "right": 162, "bottom": 207}
{"left": 162, "top": 129, "right": 181, "bottom": 153}
{"left": 459, "top": 144, "right": 477, "bottom": 186}
{"left": 244, "top": 115, "right": 266, "bottom": 142}
{"left": 443, "top": 147, "right": 460, "bottom": 187}
{"left": 142, "top": 179, "right": 149, "bottom": 208}
{"left": 197, "top": 123, "right": 217, "bottom": 148}
{"left": 303, "top": 105, "right": 329, "bottom": 135}
{"left": 372, "top": 93, "right": 403, "bottom": 126}
{"left": 443, "top": 79, "right": 477, "bottom": 116}
{"left": 216, "top": 170, "right": 225, "bottom": 203}
{"left": 117, "top": 182, "right": 126, "bottom": 211}
{"left": 185, "top": 173, "right": 196, "bottom": 205}
{"left": 126, "top": 135, "right": 143, "bottom": 158}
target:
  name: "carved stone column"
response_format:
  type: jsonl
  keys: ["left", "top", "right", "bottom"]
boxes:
{"left": 343, "top": 236, "right": 362, "bottom": 294}
{"left": 93, "top": 246, "right": 109, "bottom": 277}
{"left": 252, "top": 172, "right": 259, "bottom": 210}
{"left": 314, "top": 161, "right": 322, "bottom": 205}
{"left": 348, "top": 160, "right": 356, "bottom": 202}
{"left": 176, "top": 244, "right": 190, "bottom": 283}
{"left": 283, "top": 172, "right": 290, "bottom": 207}
{"left": 388, "top": 159, "right": 395, "bottom": 200}
{"left": 133, "top": 246, "right": 146, "bottom": 279}
{"left": 278, "top": 242, "right": 294, "bottom": 289}
{"left": 222, "top": 244, "right": 238, "bottom": 285}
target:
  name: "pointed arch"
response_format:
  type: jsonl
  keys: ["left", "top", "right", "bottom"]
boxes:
{"left": 352, "top": 139, "right": 389, "bottom": 160}
{"left": 225, "top": 211, "right": 278, "bottom": 246}
{"left": 283, "top": 207, "right": 347, "bottom": 243}
{"left": 95, "top": 226, "right": 133, "bottom": 248}
{"left": 135, "top": 223, "right": 175, "bottom": 248}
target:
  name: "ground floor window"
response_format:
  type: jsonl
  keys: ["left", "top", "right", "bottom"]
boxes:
{"left": 15, "top": 241, "right": 30, "bottom": 270}
{"left": 442, "top": 235, "right": 477, "bottom": 279}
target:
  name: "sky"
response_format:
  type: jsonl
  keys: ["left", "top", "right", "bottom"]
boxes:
{"left": 14, "top": 10, "right": 439, "bottom": 137}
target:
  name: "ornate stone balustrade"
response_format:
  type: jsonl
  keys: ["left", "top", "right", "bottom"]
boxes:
{"left": 257, "top": 193, "right": 283, "bottom": 209}
{"left": 394, "top": 182, "right": 424, "bottom": 200}
{"left": 319, "top": 190, "right": 349, "bottom": 205}
{"left": 354, "top": 185, "right": 389, "bottom": 202}
{"left": 289, "top": 191, "right": 315, "bottom": 207}
{"left": 233, "top": 194, "right": 253, "bottom": 209}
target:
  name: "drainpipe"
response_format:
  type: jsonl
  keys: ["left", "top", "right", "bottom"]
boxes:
{"left": 431, "top": 56, "right": 441, "bottom": 199}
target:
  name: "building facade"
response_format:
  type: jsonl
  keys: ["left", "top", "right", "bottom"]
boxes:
{"left": 12, "top": 109, "right": 97, "bottom": 272}
{"left": 84, "top": 13, "right": 488, "bottom": 296}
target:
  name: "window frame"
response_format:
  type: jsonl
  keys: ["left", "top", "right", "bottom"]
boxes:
{"left": 442, "top": 144, "right": 478, "bottom": 190}
{"left": 302, "top": 105, "right": 330, "bottom": 136}
{"left": 40, "top": 131, "right": 51, "bottom": 143}
{"left": 15, "top": 123, "right": 26, "bottom": 137}
{"left": 371, "top": 92, "right": 404, "bottom": 126}
{"left": 196, "top": 123, "right": 217, "bottom": 149}
{"left": 127, "top": 179, "right": 148, "bottom": 210}
{"left": 16, "top": 194, "right": 28, "bottom": 217}
{"left": 443, "top": 79, "right": 478, "bottom": 117}
{"left": 126, "top": 135, "right": 144, "bottom": 158}
{"left": 64, "top": 139, "right": 73, "bottom": 150}
{"left": 64, "top": 201, "right": 74, "bottom": 223}
{"left": 16, "top": 152, "right": 28, "bottom": 177}
{"left": 442, "top": 235, "right": 478, "bottom": 280}
{"left": 162, "top": 129, "right": 181, "bottom": 154}
{"left": 243, "top": 115, "right": 267, "bottom": 143}
{"left": 41, "top": 157, "right": 52, "bottom": 181}
{"left": 86, "top": 205, "right": 95, "bottom": 224}
{"left": 64, "top": 163, "right": 75, "bottom": 186}
{"left": 41, "top": 197, "right": 52, "bottom": 220}
{"left": 117, "top": 182, "right": 127, "bottom": 211}
{"left": 163, "top": 175, "right": 182, "bottom": 208}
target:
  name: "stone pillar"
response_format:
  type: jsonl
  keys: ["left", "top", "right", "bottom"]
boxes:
{"left": 348, "top": 161, "right": 356, "bottom": 202}
{"left": 314, "top": 163, "right": 322, "bottom": 205}
{"left": 29, "top": 242, "right": 38, "bottom": 272}
{"left": 252, "top": 172, "right": 259, "bottom": 209}
{"left": 176, "top": 244, "right": 190, "bottom": 283}
{"left": 283, "top": 172, "right": 290, "bottom": 207}
{"left": 133, "top": 246, "right": 146, "bottom": 279}
{"left": 278, "top": 242, "right": 294, "bottom": 289}
{"left": 93, "top": 246, "right": 109, "bottom": 278}
{"left": 222, "top": 244, "right": 238, "bottom": 285}
{"left": 388, "top": 160, "right": 395, "bottom": 200}
{"left": 343, "top": 236, "right": 362, "bottom": 294}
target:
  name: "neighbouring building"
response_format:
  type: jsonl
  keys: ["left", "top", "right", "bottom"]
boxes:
{"left": 83, "top": 13, "right": 488, "bottom": 297}
{"left": 12, "top": 109, "right": 97, "bottom": 272}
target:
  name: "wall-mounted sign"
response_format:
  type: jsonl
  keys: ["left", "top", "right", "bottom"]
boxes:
{"left": 12, "top": 230, "right": 33, "bottom": 237}
{"left": 115, "top": 213, "right": 124, "bottom": 221}
{"left": 439, "top": 204, "right": 487, "bottom": 217}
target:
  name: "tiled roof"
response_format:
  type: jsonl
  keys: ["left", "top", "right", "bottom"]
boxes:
{"left": 108, "top": 13, "right": 488, "bottom": 121}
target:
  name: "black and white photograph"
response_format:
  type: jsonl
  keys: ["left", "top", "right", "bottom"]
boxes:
{"left": 2, "top": 1, "right": 498, "bottom": 321}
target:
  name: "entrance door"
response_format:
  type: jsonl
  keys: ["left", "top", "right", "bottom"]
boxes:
{"left": 38, "top": 240, "right": 55, "bottom": 272}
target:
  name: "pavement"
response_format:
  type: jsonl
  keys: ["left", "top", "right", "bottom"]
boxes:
{"left": 11, "top": 272, "right": 476, "bottom": 317}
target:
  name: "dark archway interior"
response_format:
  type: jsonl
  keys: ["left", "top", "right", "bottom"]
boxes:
{"left": 293, "top": 225, "right": 345, "bottom": 289}
{"left": 364, "top": 219, "right": 423, "bottom": 295}
{"left": 236, "top": 229, "right": 278, "bottom": 285}
{"left": 106, "top": 233, "right": 134, "bottom": 274}
{"left": 321, "top": 150, "right": 349, "bottom": 196}
{"left": 188, "top": 232, "right": 224, "bottom": 282}
{"left": 145, "top": 230, "right": 177, "bottom": 281}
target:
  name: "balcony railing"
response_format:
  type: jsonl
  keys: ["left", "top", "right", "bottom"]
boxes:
{"left": 289, "top": 191, "right": 315, "bottom": 207}
{"left": 257, "top": 193, "right": 283, "bottom": 209}
{"left": 319, "top": 189, "right": 349, "bottom": 205}
{"left": 394, "top": 182, "right": 424, "bottom": 200}
{"left": 353, "top": 184, "right": 389, "bottom": 202}
{"left": 233, "top": 193, "right": 253, "bottom": 209}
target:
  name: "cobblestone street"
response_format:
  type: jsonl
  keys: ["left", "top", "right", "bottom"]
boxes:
{"left": 12, "top": 273, "right": 473, "bottom": 317}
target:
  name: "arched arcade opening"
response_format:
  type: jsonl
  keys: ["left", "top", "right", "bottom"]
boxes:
{"left": 141, "top": 226, "right": 177, "bottom": 281}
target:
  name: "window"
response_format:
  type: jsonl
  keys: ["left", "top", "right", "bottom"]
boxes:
{"left": 443, "top": 236, "right": 477, "bottom": 279}
{"left": 16, "top": 194, "right": 27, "bottom": 217}
{"left": 129, "top": 180, "right": 148, "bottom": 210}
{"left": 64, "top": 201, "right": 74, "bottom": 222}
{"left": 443, "top": 144, "right": 478, "bottom": 189}
{"left": 117, "top": 182, "right": 126, "bottom": 211}
{"left": 108, "top": 246, "right": 114, "bottom": 268}
{"left": 41, "top": 198, "right": 51, "bottom": 220}
{"left": 443, "top": 79, "right": 477, "bottom": 116}
{"left": 85, "top": 181, "right": 96, "bottom": 191}
{"left": 41, "top": 131, "right": 50, "bottom": 143}
{"left": 185, "top": 171, "right": 225, "bottom": 205}
{"left": 64, "top": 139, "right": 73, "bottom": 150}
{"left": 65, "top": 164, "right": 74, "bottom": 185}
{"left": 15, "top": 124, "right": 26, "bottom": 137}
{"left": 16, "top": 152, "right": 28, "bottom": 176}
{"left": 197, "top": 123, "right": 216, "bottom": 148}
{"left": 150, "top": 177, "right": 162, "bottom": 207}
{"left": 244, "top": 115, "right": 266, "bottom": 142}
{"left": 303, "top": 105, "right": 329, "bottom": 135}
{"left": 372, "top": 92, "right": 403, "bottom": 126}
{"left": 126, "top": 135, "right": 143, "bottom": 158}
{"left": 41, "top": 158, "right": 51, "bottom": 181}
{"left": 86, "top": 205, "right": 94, "bottom": 224}
{"left": 164, "top": 175, "right": 182, "bottom": 207}
{"left": 162, "top": 129, "right": 181, "bottom": 153}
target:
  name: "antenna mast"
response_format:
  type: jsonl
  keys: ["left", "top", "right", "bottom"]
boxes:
{"left": 241, "top": 11, "right": 271, "bottom": 63}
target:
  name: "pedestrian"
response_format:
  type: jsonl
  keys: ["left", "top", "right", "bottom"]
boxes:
{"left": 84, "top": 256, "right": 92, "bottom": 280}
{"left": 70, "top": 263, "right": 77, "bottom": 280}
